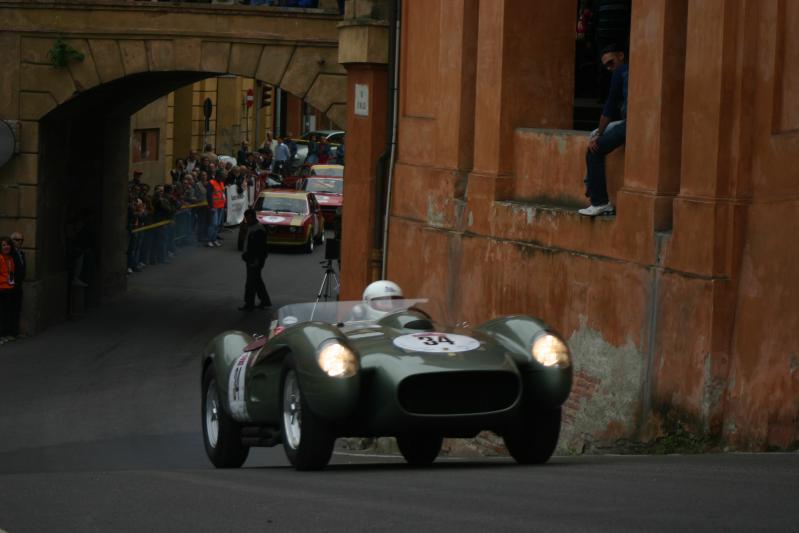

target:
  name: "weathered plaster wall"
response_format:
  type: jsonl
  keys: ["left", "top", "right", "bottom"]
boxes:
{"left": 386, "top": 0, "right": 798, "bottom": 451}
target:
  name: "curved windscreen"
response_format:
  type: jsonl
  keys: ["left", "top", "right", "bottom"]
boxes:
{"left": 255, "top": 195, "right": 308, "bottom": 214}
{"left": 275, "top": 299, "right": 429, "bottom": 330}
{"left": 311, "top": 166, "right": 344, "bottom": 177}
{"left": 304, "top": 178, "right": 343, "bottom": 194}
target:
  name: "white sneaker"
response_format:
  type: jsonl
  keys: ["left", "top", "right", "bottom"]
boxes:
{"left": 578, "top": 203, "right": 614, "bottom": 216}
{"left": 127, "top": 268, "right": 133, "bottom": 274}
{"left": 207, "top": 242, "right": 216, "bottom": 248}
{"left": 214, "top": 241, "right": 222, "bottom": 247}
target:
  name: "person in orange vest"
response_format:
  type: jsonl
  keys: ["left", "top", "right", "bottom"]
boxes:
{"left": 0, "top": 236, "right": 17, "bottom": 344}
{"left": 206, "top": 169, "right": 227, "bottom": 247}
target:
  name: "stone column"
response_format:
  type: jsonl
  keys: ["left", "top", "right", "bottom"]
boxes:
{"left": 467, "top": 0, "right": 574, "bottom": 231}
{"left": 337, "top": 0, "right": 390, "bottom": 299}
{"left": 622, "top": 0, "right": 688, "bottom": 231}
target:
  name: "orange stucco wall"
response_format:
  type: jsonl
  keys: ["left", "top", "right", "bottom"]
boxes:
{"left": 382, "top": 0, "right": 798, "bottom": 451}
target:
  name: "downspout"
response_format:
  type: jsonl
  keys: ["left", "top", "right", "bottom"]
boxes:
{"left": 379, "top": 0, "right": 401, "bottom": 279}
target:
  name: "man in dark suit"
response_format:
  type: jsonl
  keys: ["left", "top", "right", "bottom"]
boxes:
{"left": 10, "top": 232, "right": 25, "bottom": 337}
{"left": 239, "top": 209, "right": 271, "bottom": 311}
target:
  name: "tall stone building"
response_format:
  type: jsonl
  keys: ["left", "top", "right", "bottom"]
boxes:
{"left": 342, "top": 0, "right": 799, "bottom": 452}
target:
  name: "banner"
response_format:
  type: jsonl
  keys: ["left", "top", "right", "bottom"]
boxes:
{"left": 225, "top": 185, "right": 247, "bottom": 227}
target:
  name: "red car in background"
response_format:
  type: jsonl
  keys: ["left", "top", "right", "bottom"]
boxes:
{"left": 282, "top": 163, "right": 344, "bottom": 189}
{"left": 297, "top": 176, "right": 343, "bottom": 225}
{"left": 252, "top": 190, "right": 325, "bottom": 253}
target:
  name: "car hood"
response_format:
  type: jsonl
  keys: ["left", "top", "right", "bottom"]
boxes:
{"left": 312, "top": 193, "right": 343, "bottom": 207}
{"left": 257, "top": 211, "right": 308, "bottom": 226}
{"left": 340, "top": 321, "right": 515, "bottom": 373}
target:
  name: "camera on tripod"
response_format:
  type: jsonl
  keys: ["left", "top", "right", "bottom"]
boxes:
{"left": 316, "top": 238, "right": 340, "bottom": 303}
{"left": 324, "top": 237, "right": 340, "bottom": 261}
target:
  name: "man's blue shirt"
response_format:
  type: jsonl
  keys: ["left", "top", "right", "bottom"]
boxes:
{"left": 274, "top": 143, "right": 290, "bottom": 162}
{"left": 602, "top": 63, "right": 629, "bottom": 120}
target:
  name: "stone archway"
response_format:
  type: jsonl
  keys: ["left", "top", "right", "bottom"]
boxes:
{"left": 0, "top": 3, "right": 347, "bottom": 332}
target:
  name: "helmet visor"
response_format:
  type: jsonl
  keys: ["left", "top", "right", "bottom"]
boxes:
{"left": 370, "top": 295, "right": 404, "bottom": 311}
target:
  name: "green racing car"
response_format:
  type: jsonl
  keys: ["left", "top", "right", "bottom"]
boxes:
{"left": 201, "top": 286, "right": 573, "bottom": 471}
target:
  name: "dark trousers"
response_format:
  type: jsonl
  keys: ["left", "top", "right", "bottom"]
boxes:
{"left": 244, "top": 261, "right": 271, "bottom": 307}
{"left": 0, "top": 289, "right": 17, "bottom": 337}
{"left": 585, "top": 119, "right": 626, "bottom": 206}
{"left": 196, "top": 207, "right": 209, "bottom": 242}
{"left": 9, "top": 287, "right": 22, "bottom": 336}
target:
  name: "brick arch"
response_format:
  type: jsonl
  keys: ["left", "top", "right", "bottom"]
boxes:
{"left": 19, "top": 36, "right": 347, "bottom": 127}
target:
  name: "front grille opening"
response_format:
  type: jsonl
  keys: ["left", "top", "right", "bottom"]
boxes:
{"left": 398, "top": 371, "right": 519, "bottom": 415}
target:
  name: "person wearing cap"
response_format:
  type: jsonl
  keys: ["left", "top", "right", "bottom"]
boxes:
{"left": 578, "top": 43, "right": 628, "bottom": 217}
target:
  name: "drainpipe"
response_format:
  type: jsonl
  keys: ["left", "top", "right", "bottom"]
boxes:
{"left": 379, "top": 0, "right": 401, "bottom": 279}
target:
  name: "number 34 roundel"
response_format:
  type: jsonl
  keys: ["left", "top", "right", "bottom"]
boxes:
{"left": 392, "top": 332, "right": 480, "bottom": 353}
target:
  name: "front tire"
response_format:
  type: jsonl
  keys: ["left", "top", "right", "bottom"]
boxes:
{"left": 503, "top": 408, "right": 562, "bottom": 464}
{"left": 396, "top": 434, "right": 443, "bottom": 466}
{"left": 280, "top": 357, "right": 336, "bottom": 470}
{"left": 202, "top": 365, "right": 250, "bottom": 468}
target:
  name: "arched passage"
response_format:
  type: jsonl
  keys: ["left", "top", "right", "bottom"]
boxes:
{"left": 0, "top": 3, "right": 347, "bottom": 331}
{"left": 36, "top": 66, "right": 344, "bottom": 328}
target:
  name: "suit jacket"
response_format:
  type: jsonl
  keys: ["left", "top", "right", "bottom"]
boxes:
{"left": 242, "top": 223, "right": 268, "bottom": 265}
{"left": 11, "top": 248, "right": 25, "bottom": 285}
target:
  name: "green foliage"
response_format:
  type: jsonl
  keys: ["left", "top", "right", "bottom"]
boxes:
{"left": 48, "top": 38, "right": 85, "bottom": 68}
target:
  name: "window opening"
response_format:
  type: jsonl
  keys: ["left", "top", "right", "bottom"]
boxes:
{"left": 573, "top": 0, "right": 632, "bottom": 130}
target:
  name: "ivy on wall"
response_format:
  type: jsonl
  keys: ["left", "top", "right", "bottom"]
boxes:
{"left": 47, "top": 38, "right": 85, "bottom": 68}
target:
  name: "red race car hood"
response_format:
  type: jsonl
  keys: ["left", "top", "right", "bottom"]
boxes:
{"left": 256, "top": 210, "right": 308, "bottom": 226}
{"left": 311, "top": 193, "right": 342, "bottom": 208}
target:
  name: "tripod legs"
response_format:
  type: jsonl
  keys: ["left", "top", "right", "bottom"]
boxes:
{"left": 315, "top": 269, "right": 339, "bottom": 303}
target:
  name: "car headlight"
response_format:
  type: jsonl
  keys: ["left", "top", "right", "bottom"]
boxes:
{"left": 317, "top": 341, "right": 358, "bottom": 378}
{"left": 531, "top": 333, "right": 571, "bottom": 368}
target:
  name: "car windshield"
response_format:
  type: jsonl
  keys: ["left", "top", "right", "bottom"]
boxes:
{"left": 255, "top": 196, "right": 308, "bottom": 214}
{"left": 304, "top": 178, "right": 343, "bottom": 194}
{"left": 275, "top": 299, "right": 429, "bottom": 330}
{"left": 311, "top": 167, "right": 343, "bottom": 177}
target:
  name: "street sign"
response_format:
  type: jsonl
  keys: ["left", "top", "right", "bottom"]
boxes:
{"left": 354, "top": 83, "right": 369, "bottom": 117}
{"left": 246, "top": 88, "right": 254, "bottom": 108}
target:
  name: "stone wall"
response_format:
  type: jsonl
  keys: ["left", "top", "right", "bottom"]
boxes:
{"left": 385, "top": 0, "right": 799, "bottom": 451}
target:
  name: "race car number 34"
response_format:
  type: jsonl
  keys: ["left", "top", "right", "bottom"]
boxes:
{"left": 393, "top": 332, "right": 480, "bottom": 353}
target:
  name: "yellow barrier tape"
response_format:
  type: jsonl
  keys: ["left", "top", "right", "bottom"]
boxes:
{"left": 181, "top": 201, "right": 208, "bottom": 209}
{"left": 131, "top": 220, "right": 171, "bottom": 234}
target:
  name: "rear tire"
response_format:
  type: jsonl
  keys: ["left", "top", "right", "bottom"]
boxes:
{"left": 396, "top": 434, "right": 443, "bottom": 466}
{"left": 202, "top": 365, "right": 250, "bottom": 468}
{"left": 503, "top": 408, "right": 562, "bottom": 464}
{"left": 280, "top": 356, "right": 336, "bottom": 470}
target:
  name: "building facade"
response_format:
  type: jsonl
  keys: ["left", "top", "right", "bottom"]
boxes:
{"left": 364, "top": 0, "right": 798, "bottom": 451}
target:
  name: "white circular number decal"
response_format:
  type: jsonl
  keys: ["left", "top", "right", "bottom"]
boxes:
{"left": 264, "top": 216, "right": 285, "bottom": 223}
{"left": 393, "top": 332, "right": 480, "bottom": 353}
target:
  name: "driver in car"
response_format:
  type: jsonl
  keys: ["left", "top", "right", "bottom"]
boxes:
{"left": 351, "top": 280, "right": 405, "bottom": 321}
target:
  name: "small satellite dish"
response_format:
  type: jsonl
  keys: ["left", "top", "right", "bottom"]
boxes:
{"left": 0, "top": 121, "right": 17, "bottom": 168}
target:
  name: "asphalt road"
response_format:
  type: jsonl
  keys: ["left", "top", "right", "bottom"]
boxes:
{"left": 0, "top": 230, "right": 797, "bottom": 532}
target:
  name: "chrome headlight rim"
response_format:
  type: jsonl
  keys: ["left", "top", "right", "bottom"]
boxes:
{"left": 531, "top": 331, "right": 572, "bottom": 369}
{"left": 316, "top": 340, "right": 359, "bottom": 378}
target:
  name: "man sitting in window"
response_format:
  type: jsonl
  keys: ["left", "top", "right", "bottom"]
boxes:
{"left": 579, "top": 44, "right": 628, "bottom": 217}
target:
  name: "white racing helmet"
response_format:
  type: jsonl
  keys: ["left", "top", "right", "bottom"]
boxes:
{"left": 361, "top": 280, "right": 404, "bottom": 319}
